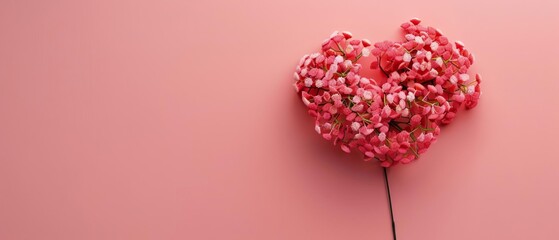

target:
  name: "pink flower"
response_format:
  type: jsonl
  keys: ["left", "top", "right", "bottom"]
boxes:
{"left": 293, "top": 19, "right": 482, "bottom": 167}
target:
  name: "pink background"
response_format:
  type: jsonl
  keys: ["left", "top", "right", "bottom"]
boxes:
{"left": 1, "top": 0, "right": 558, "bottom": 239}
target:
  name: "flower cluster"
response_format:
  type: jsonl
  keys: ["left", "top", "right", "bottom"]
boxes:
{"left": 293, "top": 19, "right": 481, "bottom": 167}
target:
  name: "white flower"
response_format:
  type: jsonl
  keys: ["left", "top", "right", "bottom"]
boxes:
{"left": 343, "top": 60, "right": 352, "bottom": 68}
{"left": 360, "top": 77, "right": 370, "bottom": 85}
{"left": 430, "top": 42, "right": 439, "bottom": 51}
{"left": 412, "top": 62, "right": 420, "bottom": 70}
{"left": 315, "top": 124, "right": 321, "bottom": 134}
{"left": 467, "top": 85, "right": 475, "bottom": 94}
{"left": 407, "top": 92, "right": 415, "bottom": 101}
{"left": 351, "top": 122, "right": 361, "bottom": 132}
{"left": 345, "top": 44, "right": 354, "bottom": 53}
{"left": 334, "top": 55, "right": 344, "bottom": 64}
{"left": 300, "top": 68, "right": 307, "bottom": 77}
{"left": 459, "top": 74, "right": 470, "bottom": 82}
{"left": 403, "top": 52, "right": 412, "bottom": 62}
{"left": 304, "top": 58, "right": 312, "bottom": 66}
{"left": 304, "top": 78, "right": 313, "bottom": 87}
{"left": 430, "top": 69, "right": 438, "bottom": 77}
{"left": 293, "top": 72, "right": 300, "bottom": 81}
{"left": 417, "top": 133, "right": 425, "bottom": 142}
{"left": 315, "top": 80, "right": 323, "bottom": 88}
{"left": 435, "top": 57, "right": 443, "bottom": 66}
{"left": 363, "top": 90, "right": 373, "bottom": 100}
{"left": 361, "top": 48, "right": 371, "bottom": 57}
{"left": 386, "top": 94, "right": 395, "bottom": 103}
{"left": 449, "top": 75, "right": 458, "bottom": 84}
{"left": 414, "top": 36, "right": 424, "bottom": 44}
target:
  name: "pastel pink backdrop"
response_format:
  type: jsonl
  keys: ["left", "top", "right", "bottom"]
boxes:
{"left": 1, "top": 0, "right": 558, "bottom": 239}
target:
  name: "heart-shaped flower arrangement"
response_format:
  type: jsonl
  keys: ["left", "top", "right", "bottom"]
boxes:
{"left": 293, "top": 19, "right": 481, "bottom": 167}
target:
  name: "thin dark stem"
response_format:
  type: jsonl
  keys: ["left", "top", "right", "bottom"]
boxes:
{"left": 383, "top": 167, "right": 397, "bottom": 240}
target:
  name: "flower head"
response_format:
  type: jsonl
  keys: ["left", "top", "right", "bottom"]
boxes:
{"left": 294, "top": 19, "right": 481, "bottom": 167}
